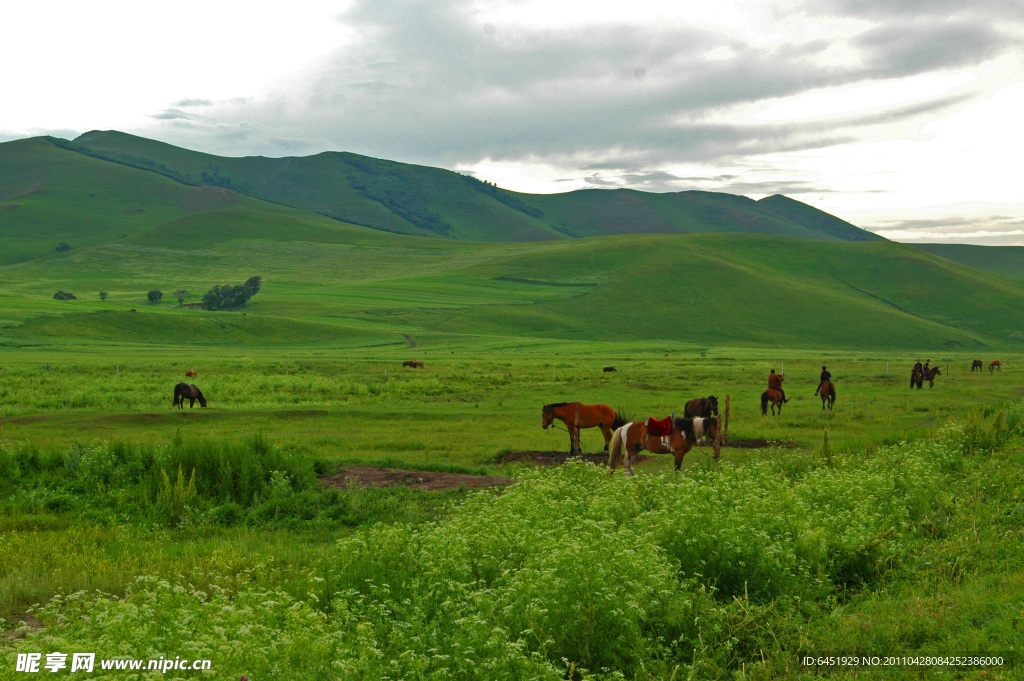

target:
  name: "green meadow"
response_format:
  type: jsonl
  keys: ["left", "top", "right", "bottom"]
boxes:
{"left": 2, "top": 134, "right": 1024, "bottom": 679}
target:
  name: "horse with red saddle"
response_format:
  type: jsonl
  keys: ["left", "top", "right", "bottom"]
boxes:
{"left": 608, "top": 415, "right": 723, "bottom": 476}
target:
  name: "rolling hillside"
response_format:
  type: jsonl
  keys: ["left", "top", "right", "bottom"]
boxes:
{"left": 31, "top": 131, "right": 882, "bottom": 243}
{"left": 1, "top": 207, "right": 1022, "bottom": 350}
{"left": 913, "top": 243, "right": 1024, "bottom": 278}
{"left": 2, "top": 131, "right": 1021, "bottom": 351}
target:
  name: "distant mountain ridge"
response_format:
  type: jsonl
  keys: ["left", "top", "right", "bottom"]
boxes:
{"left": 43, "top": 130, "right": 882, "bottom": 244}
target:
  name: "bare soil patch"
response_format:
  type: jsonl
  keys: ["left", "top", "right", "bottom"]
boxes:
{"left": 321, "top": 466, "right": 512, "bottom": 491}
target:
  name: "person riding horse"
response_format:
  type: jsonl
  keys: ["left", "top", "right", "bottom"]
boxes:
{"left": 814, "top": 365, "right": 832, "bottom": 396}
{"left": 768, "top": 369, "right": 789, "bottom": 403}
{"left": 912, "top": 359, "right": 923, "bottom": 380}
{"left": 923, "top": 359, "right": 931, "bottom": 376}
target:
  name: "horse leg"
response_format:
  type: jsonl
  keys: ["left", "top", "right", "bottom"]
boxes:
{"left": 601, "top": 423, "right": 612, "bottom": 453}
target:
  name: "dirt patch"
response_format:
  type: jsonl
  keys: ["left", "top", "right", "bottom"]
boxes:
{"left": 4, "top": 614, "right": 40, "bottom": 641}
{"left": 497, "top": 450, "right": 645, "bottom": 465}
{"left": 321, "top": 466, "right": 512, "bottom": 491}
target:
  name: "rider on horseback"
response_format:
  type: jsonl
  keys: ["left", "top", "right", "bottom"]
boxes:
{"left": 912, "top": 359, "right": 923, "bottom": 379}
{"left": 768, "top": 369, "right": 789, "bottom": 403}
{"left": 922, "top": 359, "right": 931, "bottom": 376}
{"left": 814, "top": 365, "right": 832, "bottom": 396}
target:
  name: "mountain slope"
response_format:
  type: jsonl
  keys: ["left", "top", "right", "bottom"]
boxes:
{"left": 913, "top": 243, "right": 1024, "bottom": 278}
{"left": 48, "top": 131, "right": 884, "bottom": 243}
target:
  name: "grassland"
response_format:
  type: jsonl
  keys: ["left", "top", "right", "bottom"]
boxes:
{"left": 3, "top": 132, "right": 1024, "bottom": 678}
{"left": 1, "top": 348, "right": 1023, "bottom": 679}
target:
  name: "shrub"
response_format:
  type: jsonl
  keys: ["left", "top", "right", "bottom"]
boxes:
{"left": 53, "top": 291, "right": 76, "bottom": 301}
{"left": 147, "top": 289, "right": 163, "bottom": 303}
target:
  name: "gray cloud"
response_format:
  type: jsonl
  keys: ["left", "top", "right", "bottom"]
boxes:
{"left": 121, "top": 0, "right": 1022, "bottom": 237}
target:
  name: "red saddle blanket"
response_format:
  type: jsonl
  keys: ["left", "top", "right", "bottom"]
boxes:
{"left": 646, "top": 416, "right": 673, "bottom": 437}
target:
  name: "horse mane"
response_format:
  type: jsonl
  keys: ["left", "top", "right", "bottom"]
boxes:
{"left": 543, "top": 402, "right": 571, "bottom": 410}
{"left": 673, "top": 417, "right": 696, "bottom": 441}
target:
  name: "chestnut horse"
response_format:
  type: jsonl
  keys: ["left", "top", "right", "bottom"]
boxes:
{"left": 541, "top": 402, "right": 626, "bottom": 455}
{"left": 819, "top": 381, "right": 836, "bottom": 410}
{"left": 173, "top": 383, "right": 207, "bottom": 409}
{"left": 761, "top": 388, "right": 784, "bottom": 416}
{"left": 990, "top": 360, "right": 1003, "bottom": 374}
{"left": 972, "top": 360, "right": 983, "bottom": 372}
{"left": 607, "top": 416, "right": 722, "bottom": 475}
{"left": 403, "top": 360, "right": 424, "bottom": 368}
{"left": 911, "top": 367, "right": 941, "bottom": 389}
{"left": 185, "top": 369, "right": 198, "bottom": 377}
{"left": 683, "top": 395, "right": 719, "bottom": 418}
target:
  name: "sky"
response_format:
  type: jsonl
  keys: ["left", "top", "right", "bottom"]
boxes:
{"left": 3, "top": 0, "right": 1024, "bottom": 244}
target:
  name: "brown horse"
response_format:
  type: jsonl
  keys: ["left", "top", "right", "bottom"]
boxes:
{"left": 185, "top": 369, "right": 198, "bottom": 377}
{"left": 911, "top": 367, "right": 941, "bottom": 388}
{"left": 972, "top": 360, "right": 984, "bottom": 372}
{"left": 990, "top": 360, "right": 1003, "bottom": 374}
{"left": 173, "top": 383, "right": 207, "bottom": 409}
{"left": 761, "top": 388, "right": 784, "bottom": 416}
{"left": 683, "top": 395, "right": 719, "bottom": 419}
{"left": 819, "top": 381, "right": 836, "bottom": 410}
{"left": 607, "top": 416, "right": 722, "bottom": 475}
{"left": 542, "top": 402, "right": 626, "bottom": 455}
{"left": 403, "top": 360, "right": 424, "bottom": 368}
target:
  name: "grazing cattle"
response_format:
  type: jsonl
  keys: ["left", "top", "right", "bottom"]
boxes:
{"left": 603, "top": 366, "right": 617, "bottom": 372}
{"left": 972, "top": 360, "right": 984, "bottom": 371}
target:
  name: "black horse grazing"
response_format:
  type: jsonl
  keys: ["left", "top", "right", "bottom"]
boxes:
{"left": 173, "top": 383, "right": 207, "bottom": 409}
{"left": 683, "top": 395, "right": 719, "bottom": 418}
{"left": 603, "top": 366, "right": 617, "bottom": 372}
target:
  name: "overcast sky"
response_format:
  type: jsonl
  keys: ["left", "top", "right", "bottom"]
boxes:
{"left": 4, "top": 0, "right": 1023, "bottom": 243}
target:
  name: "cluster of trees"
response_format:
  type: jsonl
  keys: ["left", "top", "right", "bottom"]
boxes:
{"left": 343, "top": 156, "right": 454, "bottom": 237}
{"left": 86, "top": 279, "right": 258, "bottom": 309}
{"left": 462, "top": 175, "right": 544, "bottom": 218}
{"left": 53, "top": 291, "right": 76, "bottom": 300}
{"left": 202, "top": 276, "right": 262, "bottom": 311}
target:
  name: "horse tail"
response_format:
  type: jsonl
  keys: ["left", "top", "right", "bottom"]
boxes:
{"left": 611, "top": 408, "right": 632, "bottom": 430}
{"left": 760, "top": 390, "right": 768, "bottom": 415}
{"left": 607, "top": 426, "right": 625, "bottom": 472}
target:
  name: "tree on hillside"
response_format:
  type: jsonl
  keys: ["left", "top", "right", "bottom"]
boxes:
{"left": 55, "top": 242, "right": 71, "bottom": 252}
{"left": 147, "top": 290, "right": 163, "bottom": 303}
{"left": 99, "top": 291, "right": 108, "bottom": 301}
{"left": 201, "top": 276, "right": 263, "bottom": 311}
{"left": 53, "top": 291, "right": 77, "bottom": 301}
{"left": 174, "top": 289, "right": 189, "bottom": 306}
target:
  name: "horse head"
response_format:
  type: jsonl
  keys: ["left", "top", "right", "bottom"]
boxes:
{"left": 541, "top": 404, "right": 554, "bottom": 429}
{"left": 707, "top": 395, "right": 719, "bottom": 416}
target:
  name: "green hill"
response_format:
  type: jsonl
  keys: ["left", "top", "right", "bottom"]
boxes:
{"left": 3, "top": 131, "right": 1022, "bottom": 351}
{"left": 37, "top": 131, "right": 882, "bottom": 243}
{"left": 2, "top": 208, "right": 1022, "bottom": 350}
{"left": 913, "top": 243, "right": 1024, "bottom": 278}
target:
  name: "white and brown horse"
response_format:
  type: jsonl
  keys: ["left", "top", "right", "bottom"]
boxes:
{"left": 607, "top": 416, "right": 722, "bottom": 476}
